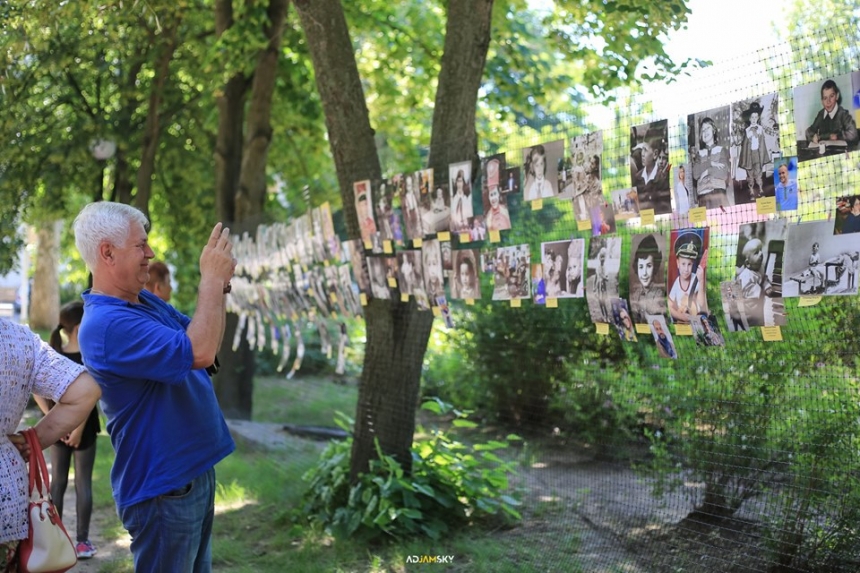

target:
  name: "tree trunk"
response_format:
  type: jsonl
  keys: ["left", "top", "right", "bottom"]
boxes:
{"left": 295, "top": 0, "right": 494, "bottom": 478}
{"left": 28, "top": 220, "right": 62, "bottom": 331}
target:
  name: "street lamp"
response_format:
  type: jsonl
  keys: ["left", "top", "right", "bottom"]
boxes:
{"left": 90, "top": 138, "right": 116, "bottom": 201}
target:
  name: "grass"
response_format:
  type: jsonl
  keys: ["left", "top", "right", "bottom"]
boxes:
{"left": 82, "top": 373, "right": 586, "bottom": 572}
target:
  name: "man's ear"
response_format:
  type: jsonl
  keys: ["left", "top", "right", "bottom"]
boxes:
{"left": 98, "top": 241, "right": 114, "bottom": 264}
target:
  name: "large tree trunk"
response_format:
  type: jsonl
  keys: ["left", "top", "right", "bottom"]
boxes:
{"left": 28, "top": 220, "right": 62, "bottom": 331}
{"left": 295, "top": 0, "right": 494, "bottom": 479}
{"left": 212, "top": 0, "right": 288, "bottom": 420}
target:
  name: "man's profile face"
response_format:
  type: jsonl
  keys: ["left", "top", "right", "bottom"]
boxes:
{"left": 821, "top": 87, "right": 838, "bottom": 113}
{"left": 778, "top": 165, "right": 789, "bottom": 185}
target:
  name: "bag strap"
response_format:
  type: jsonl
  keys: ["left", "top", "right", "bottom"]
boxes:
{"left": 22, "top": 428, "right": 49, "bottom": 499}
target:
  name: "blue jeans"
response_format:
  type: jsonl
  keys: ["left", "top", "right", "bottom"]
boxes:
{"left": 119, "top": 468, "right": 216, "bottom": 573}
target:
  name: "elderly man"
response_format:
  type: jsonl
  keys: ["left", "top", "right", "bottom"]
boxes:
{"left": 73, "top": 201, "right": 236, "bottom": 573}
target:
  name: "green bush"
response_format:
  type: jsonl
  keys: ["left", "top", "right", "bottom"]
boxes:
{"left": 299, "top": 399, "right": 523, "bottom": 543}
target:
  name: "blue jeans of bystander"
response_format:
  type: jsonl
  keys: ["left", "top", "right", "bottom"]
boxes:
{"left": 119, "top": 467, "right": 216, "bottom": 573}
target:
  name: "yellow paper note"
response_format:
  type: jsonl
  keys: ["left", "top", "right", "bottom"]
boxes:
{"left": 363, "top": 240, "right": 372, "bottom": 250}
{"left": 510, "top": 298, "right": 522, "bottom": 308}
{"left": 432, "top": 306, "right": 441, "bottom": 316}
{"left": 465, "top": 298, "right": 475, "bottom": 305}
{"left": 640, "top": 209, "right": 655, "bottom": 225}
{"left": 329, "top": 292, "right": 337, "bottom": 303}
{"left": 531, "top": 199, "right": 543, "bottom": 210}
{"left": 688, "top": 207, "right": 707, "bottom": 223}
{"left": 383, "top": 240, "right": 393, "bottom": 254}
{"left": 761, "top": 326, "right": 783, "bottom": 341}
{"left": 756, "top": 196, "right": 776, "bottom": 215}
{"left": 359, "top": 293, "right": 368, "bottom": 306}
{"left": 459, "top": 233, "right": 471, "bottom": 243}
{"left": 400, "top": 293, "right": 409, "bottom": 302}
{"left": 635, "top": 323, "right": 651, "bottom": 334}
{"left": 438, "top": 231, "right": 451, "bottom": 241}
{"left": 596, "top": 323, "right": 610, "bottom": 335}
{"left": 387, "top": 277, "right": 397, "bottom": 288}
{"left": 576, "top": 218, "right": 591, "bottom": 231}
{"left": 413, "top": 238, "right": 423, "bottom": 248}
{"left": 798, "top": 295, "right": 822, "bottom": 307}
{"left": 489, "top": 230, "right": 501, "bottom": 243}
{"left": 546, "top": 298, "right": 558, "bottom": 308}
{"left": 675, "top": 323, "right": 693, "bottom": 336}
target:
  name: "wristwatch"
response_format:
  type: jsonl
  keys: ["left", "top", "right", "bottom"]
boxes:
{"left": 223, "top": 282, "right": 232, "bottom": 294}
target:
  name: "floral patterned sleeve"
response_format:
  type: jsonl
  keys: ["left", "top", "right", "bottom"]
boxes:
{"left": 29, "top": 330, "right": 86, "bottom": 402}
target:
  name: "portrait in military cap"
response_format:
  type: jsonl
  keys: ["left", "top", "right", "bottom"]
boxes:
{"left": 668, "top": 228, "right": 709, "bottom": 324}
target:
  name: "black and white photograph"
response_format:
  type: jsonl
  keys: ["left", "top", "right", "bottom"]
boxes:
{"left": 541, "top": 239, "right": 585, "bottom": 299}
{"left": 720, "top": 281, "right": 748, "bottom": 333}
{"left": 784, "top": 220, "right": 860, "bottom": 297}
{"left": 396, "top": 250, "right": 423, "bottom": 298}
{"left": 630, "top": 119, "right": 671, "bottom": 215}
{"left": 373, "top": 179, "right": 396, "bottom": 242}
{"left": 482, "top": 153, "right": 505, "bottom": 192}
{"left": 422, "top": 238, "right": 446, "bottom": 298}
{"left": 794, "top": 73, "right": 859, "bottom": 162}
{"left": 629, "top": 233, "right": 667, "bottom": 325}
{"left": 687, "top": 106, "right": 733, "bottom": 209}
{"left": 691, "top": 313, "right": 725, "bottom": 347}
{"left": 367, "top": 256, "right": 391, "bottom": 301}
{"left": 731, "top": 93, "right": 780, "bottom": 203}
{"left": 482, "top": 178, "right": 512, "bottom": 232}
{"left": 610, "top": 298, "right": 637, "bottom": 342}
{"left": 731, "top": 220, "right": 787, "bottom": 328}
{"left": 354, "top": 179, "right": 378, "bottom": 245}
{"left": 647, "top": 313, "right": 677, "bottom": 360}
{"left": 522, "top": 139, "right": 563, "bottom": 201}
{"left": 400, "top": 171, "right": 425, "bottom": 240}
{"left": 347, "top": 238, "right": 371, "bottom": 297}
{"left": 610, "top": 187, "right": 639, "bottom": 221}
{"left": 450, "top": 249, "right": 481, "bottom": 300}
{"left": 565, "top": 131, "right": 603, "bottom": 216}
{"left": 491, "top": 244, "right": 531, "bottom": 301}
{"left": 421, "top": 181, "right": 450, "bottom": 235}
{"left": 586, "top": 236, "right": 622, "bottom": 323}
{"left": 440, "top": 240, "right": 453, "bottom": 277}
{"left": 449, "top": 160, "right": 474, "bottom": 233}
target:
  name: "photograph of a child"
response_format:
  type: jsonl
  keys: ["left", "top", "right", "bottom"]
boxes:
{"left": 692, "top": 313, "right": 724, "bottom": 347}
{"left": 401, "top": 170, "right": 427, "bottom": 240}
{"left": 540, "top": 239, "right": 585, "bottom": 299}
{"left": 720, "top": 281, "right": 747, "bottom": 333}
{"left": 611, "top": 298, "right": 637, "bottom": 342}
{"left": 396, "top": 250, "right": 423, "bottom": 298}
{"left": 629, "top": 233, "right": 667, "bottom": 325}
{"left": 450, "top": 249, "right": 481, "bottom": 300}
{"left": 422, "top": 239, "right": 446, "bottom": 298}
{"left": 522, "top": 139, "right": 563, "bottom": 201}
{"left": 784, "top": 220, "right": 860, "bottom": 296}
{"left": 834, "top": 195, "right": 860, "bottom": 235}
{"left": 449, "top": 161, "right": 474, "bottom": 233}
{"left": 667, "top": 228, "right": 709, "bottom": 325}
{"left": 566, "top": 131, "right": 603, "bottom": 214}
{"left": 532, "top": 264, "right": 546, "bottom": 305}
{"left": 421, "top": 182, "right": 451, "bottom": 235}
{"left": 354, "top": 179, "right": 378, "bottom": 244}
{"left": 483, "top": 180, "right": 512, "bottom": 232}
{"left": 590, "top": 202, "right": 616, "bottom": 237}
{"left": 367, "top": 256, "right": 391, "bottom": 301}
{"left": 687, "top": 107, "right": 733, "bottom": 209}
{"left": 586, "top": 236, "right": 621, "bottom": 323}
{"left": 491, "top": 244, "right": 531, "bottom": 301}
{"left": 774, "top": 157, "right": 799, "bottom": 212}
{"left": 731, "top": 94, "right": 780, "bottom": 203}
{"left": 630, "top": 120, "right": 671, "bottom": 215}
{"left": 610, "top": 187, "right": 639, "bottom": 221}
{"left": 731, "top": 221, "right": 787, "bottom": 328}
{"left": 647, "top": 313, "right": 678, "bottom": 359}
{"left": 347, "top": 238, "right": 371, "bottom": 296}
{"left": 435, "top": 295, "right": 455, "bottom": 328}
{"left": 794, "top": 73, "right": 859, "bottom": 161}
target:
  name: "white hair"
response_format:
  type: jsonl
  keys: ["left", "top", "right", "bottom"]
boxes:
{"left": 73, "top": 202, "right": 149, "bottom": 271}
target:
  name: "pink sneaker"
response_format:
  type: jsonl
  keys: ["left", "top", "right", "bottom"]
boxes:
{"left": 76, "top": 540, "right": 97, "bottom": 559}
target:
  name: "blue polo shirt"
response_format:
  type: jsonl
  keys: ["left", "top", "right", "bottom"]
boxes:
{"left": 79, "top": 289, "right": 235, "bottom": 510}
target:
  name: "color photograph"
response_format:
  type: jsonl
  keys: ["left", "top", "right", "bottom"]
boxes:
{"left": 482, "top": 180, "right": 512, "bottom": 232}
{"left": 834, "top": 195, "right": 860, "bottom": 234}
{"left": 354, "top": 179, "right": 377, "bottom": 243}
{"left": 647, "top": 313, "right": 677, "bottom": 359}
{"left": 610, "top": 187, "right": 639, "bottom": 221}
{"left": 691, "top": 313, "right": 724, "bottom": 347}
{"left": 611, "top": 298, "right": 637, "bottom": 342}
{"left": 673, "top": 163, "right": 692, "bottom": 215}
{"left": 773, "top": 157, "right": 799, "bottom": 212}
{"left": 522, "top": 139, "right": 563, "bottom": 201}
{"left": 794, "top": 73, "right": 859, "bottom": 162}
{"left": 590, "top": 202, "right": 616, "bottom": 237}
{"left": 667, "top": 228, "right": 709, "bottom": 324}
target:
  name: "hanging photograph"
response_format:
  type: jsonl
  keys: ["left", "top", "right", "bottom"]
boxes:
{"left": 421, "top": 180, "right": 451, "bottom": 235}
{"left": 834, "top": 195, "right": 860, "bottom": 234}
{"left": 784, "top": 220, "right": 860, "bottom": 296}
{"left": 347, "top": 239, "right": 371, "bottom": 297}
{"left": 353, "top": 179, "right": 377, "bottom": 244}
{"left": 522, "top": 139, "right": 563, "bottom": 201}
{"left": 668, "top": 228, "right": 709, "bottom": 324}
{"left": 503, "top": 166, "right": 521, "bottom": 194}
{"left": 367, "top": 256, "right": 390, "bottom": 301}
{"left": 720, "top": 280, "right": 748, "bottom": 333}
{"left": 396, "top": 250, "right": 423, "bottom": 297}
{"left": 491, "top": 244, "right": 531, "bottom": 301}
{"left": 691, "top": 313, "right": 725, "bottom": 347}
{"left": 586, "top": 236, "right": 622, "bottom": 323}
{"left": 319, "top": 201, "right": 340, "bottom": 260}
{"left": 731, "top": 220, "right": 787, "bottom": 328}
{"left": 731, "top": 93, "right": 780, "bottom": 203}
{"left": 373, "top": 179, "right": 395, "bottom": 242}
{"left": 422, "top": 238, "right": 446, "bottom": 298}
{"left": 440, "top": 240, "right": 453, "bottom": 277}
{"left": 590, "top": 202, "right": 616, "bottom": 237}
{"left": 532, "top": 264, "right": 546, "bottom": 305}
{"left": 673, "top": 164, "right": 692, "bottom": 216}
{"left": 794, "top": 73, "right": 859, "bottom": 162}
{"left": 450, "top": 249, "right": 481, "bottom": 300}
{"left": 687, "top": 106, "right": 733, "bottom": 209}
{"left": 629, "top": 233, "right": 667, "bottom": 325}
{"left": 449, "top": 160, "right": 474, "bottom": 233}
{"left": 610, "top": 298, "right": 637, "bottom": 342}
{"left": 630, "top": 119, "right": 671, "bottom": 215}
{"left": 773, "top": 157, "right": 799, "bottom": 212}
{"left": 400, "top": 171, "right": 425, "bottom": 240}
{"left": 482, "top": 153, "right": 505, "bottom": 192}
{"left": 647, "top": 313, "right": 678, "bottom": 359}
{"left": 565, "top": 131, "right": 603, "bottom": 215}
{"left": 610, "top": 187, "right": 639, "bottom": 221}
{"left": 482, "top": 176, "right": 512, "bottom": 232}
